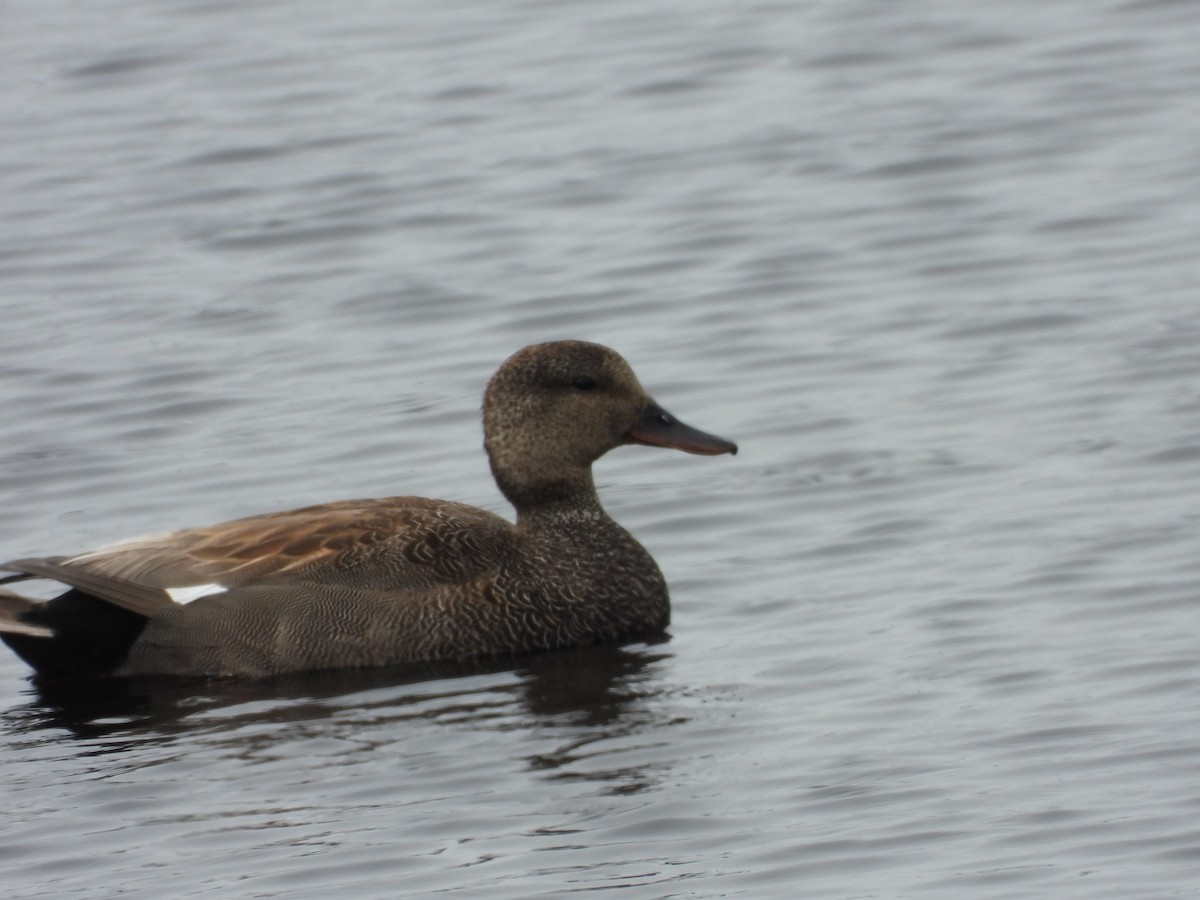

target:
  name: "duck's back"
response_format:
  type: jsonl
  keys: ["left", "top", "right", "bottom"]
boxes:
{"left": 120, "top": 501, "right": 668, "bottom": 677}
{"left": 4, "top": 497, "right": 519, "bottom": 678}
{"left": 70, "top": 496, "right": 513, "bottom": 591}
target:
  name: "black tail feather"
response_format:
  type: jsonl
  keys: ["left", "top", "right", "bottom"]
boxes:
{"left": 0, "top": 589, "right": 148, "bottom": 679}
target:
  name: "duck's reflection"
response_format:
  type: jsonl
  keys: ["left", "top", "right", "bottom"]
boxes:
{"left": 6, "top": 637, "right": 675, "bottom": 750}
{"left": 4, "top": 639, "right": 685, "bottom": 794}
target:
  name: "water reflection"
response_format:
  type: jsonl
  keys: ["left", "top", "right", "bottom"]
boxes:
{"left": 3, "top": 639, "right": 673, "bottom": 743}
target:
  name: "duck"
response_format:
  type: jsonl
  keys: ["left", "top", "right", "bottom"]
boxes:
{"left": 0, "top": 341, "right": 736, "bottom": 680}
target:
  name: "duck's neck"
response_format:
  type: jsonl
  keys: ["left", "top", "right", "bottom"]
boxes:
{"left": 492, "top": 462, "right": 610, "bottom": 529}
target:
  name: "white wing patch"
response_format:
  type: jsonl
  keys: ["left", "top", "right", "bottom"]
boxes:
{"left": 165, "top": 583, "right": 228, "bottom": 605}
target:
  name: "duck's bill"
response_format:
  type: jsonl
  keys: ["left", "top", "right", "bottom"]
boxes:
{"left": 625, "top": 402, "right": 738, "bottom": 456}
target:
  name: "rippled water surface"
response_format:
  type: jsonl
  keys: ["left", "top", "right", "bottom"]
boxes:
{"left": 3, "top": 0, "right": 1200, "bottom": 896}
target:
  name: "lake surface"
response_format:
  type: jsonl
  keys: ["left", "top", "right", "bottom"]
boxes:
{"left": 3, "top": 0, "right": 1199, "bottom": 896}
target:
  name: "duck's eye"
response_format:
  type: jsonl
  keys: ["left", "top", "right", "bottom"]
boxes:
{"left": 573, "top": 376, "right": 598, "bottom": 391}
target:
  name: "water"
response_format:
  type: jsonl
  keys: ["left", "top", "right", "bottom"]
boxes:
{"left": 3, "top": 0, "right": 1199, "bottom": 896}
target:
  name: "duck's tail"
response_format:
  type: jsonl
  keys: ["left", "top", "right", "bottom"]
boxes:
{"left": 0, "top": 577, "right": 149, "bottom": 679}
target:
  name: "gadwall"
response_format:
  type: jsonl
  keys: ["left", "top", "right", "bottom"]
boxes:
{"left": 0, "top": 341, "right": 736, "bottom": 679}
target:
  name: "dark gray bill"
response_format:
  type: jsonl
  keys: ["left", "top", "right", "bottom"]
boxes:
{"left": 625, "top": 401, "right": 738, "bottom": 456}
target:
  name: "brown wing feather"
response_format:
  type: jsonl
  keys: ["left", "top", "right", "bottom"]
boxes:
{"left": 60, "top": 497, "right": 514, "bottom": 593}
{"left": 1, "top": 558, "right": 172, "bottom": 617}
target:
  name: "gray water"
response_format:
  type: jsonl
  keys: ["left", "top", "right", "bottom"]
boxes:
{"left": 3, "top": 0, "right": 1199, "bottom": 896}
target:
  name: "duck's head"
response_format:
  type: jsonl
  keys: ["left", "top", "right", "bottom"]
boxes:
{"left": 483, "top": 341, "right": 736, "bottom": 510}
